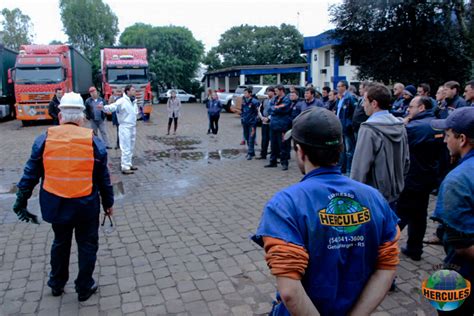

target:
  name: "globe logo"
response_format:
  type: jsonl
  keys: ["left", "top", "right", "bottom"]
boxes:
{"left": 318, "top": 196, "right": 370, "bottom": 233}
{"left": 422, "top": 270, "right": 471, "bottom": 311}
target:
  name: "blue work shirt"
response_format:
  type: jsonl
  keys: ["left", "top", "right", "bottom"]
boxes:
{"left": 17, "top": 130, "right": 114, "bottom": 224}
{"left": 432, "top": 150, "right": 474, "bottom": 234}
{"left": 432, "top": 150, "right": 474, "bottom": 285}
{"left": 241, "top": 96, "right": 260, "bottom": 126}
{"left": 269, "top": 95, "right": 292, "bottom": 132}
{"left": 292, "top": 98, "right": 324, "bottom": 119}
{"left": 252, "top": 166, "right": 399, "bottom": 316}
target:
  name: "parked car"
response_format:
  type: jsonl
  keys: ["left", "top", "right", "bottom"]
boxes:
{"left": 159, "top": 89, "right": 196, "bottom": 103}
{"left": 216, "top": 91, "right": 234, "bottom": 113}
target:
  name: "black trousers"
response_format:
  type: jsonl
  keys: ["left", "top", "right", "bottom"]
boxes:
{"left": 396, "top": 189, "right": 430, "bottom": 256}
{"left": 47, "top": 218, "right": 99, "bottom": 293}
{"left": 210, "top": 115, "right": 219, "bottom": 134}
{"left": 260, "top": 124, "right": 270, "bottom": 158}
{"left": 270, "top": 129, "right": 290, "bottom": 166}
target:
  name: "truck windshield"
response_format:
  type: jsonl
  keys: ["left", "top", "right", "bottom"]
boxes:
{"left": 15, "top": 67, "right": 64, "bottom": 84}
{"left": 107, "top": 68, "right": 148, "bottom": 83}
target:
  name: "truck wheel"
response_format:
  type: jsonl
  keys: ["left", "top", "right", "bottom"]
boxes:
{"left": 189, "top": 97, "right": 196, "bottom": 103}
{"left": 21, "top": 120, "right": 30, "bottom": 127}
{"left": 225, "top": 101, "right": 233, "bottom": 113}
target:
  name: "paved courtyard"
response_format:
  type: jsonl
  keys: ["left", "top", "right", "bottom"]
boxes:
{"left": 0, "top": 103, "right": 444, "bottom": 315}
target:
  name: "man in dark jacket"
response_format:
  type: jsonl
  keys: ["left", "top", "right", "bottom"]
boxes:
{"left": 13, "top": 92, "right": 114, "bottom": 302}
{"left": 396, "top": 96, "right": 445, "bottom": 261}
{"left": 241, "top": 88, "right": 260, "bottom": 160}
{"left": 321, "top": 86, "right": 330, "bottom": 105}
{"left": 85, "top": 86, "right": 111, "bottom": 149}
{"left": 48, "top": 88, "right": 63, "bottom": 125}
{"left": 266, "top": 85, "right": 292, "bottom": 170}
{"left": 436, "top": 81, "right": 467, "bottom": 118}
{"left": 336, "top": 80, "right": 356, "bottom": 174}
{"left": 352, "top": 81, "right": 371, "bottom": 142}
{"left": 464, "top": 80, "right": 474, "bottom": 107}
{"left": 292, "top": 87, "right": 324, "bottom": 119}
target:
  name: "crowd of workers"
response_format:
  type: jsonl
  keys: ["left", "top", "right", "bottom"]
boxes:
{"left": 9, "top": 76, "right": 474, "bottom": 315}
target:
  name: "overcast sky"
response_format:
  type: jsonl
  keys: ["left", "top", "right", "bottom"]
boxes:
{"left": 2, "top": 0, "right": 340, "bottom": 51}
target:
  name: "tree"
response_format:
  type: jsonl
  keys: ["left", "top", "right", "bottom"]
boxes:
{"left": 0, "top": 8, "right": 34, "bottom": 50}
{"left": 49, "top": 40, "right": 63, "bottom": 45}
{"left": 120, "top": 23, "right": 205, "bottom": 91}
{"left": 59, "top": 0, "right": 119, "bottom": 61}
{"left": 330, "top": 0, "right": 473, "bottom": 87}
{"left": 203, "top": 24, "right": 305, "bottom": 70}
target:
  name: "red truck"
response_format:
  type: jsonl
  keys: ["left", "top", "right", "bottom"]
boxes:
{"left": 100, "top": 47, "right": 154, "bottom": 119}
{"left": 9, "top": 44, "right": 92, "bottom": 125}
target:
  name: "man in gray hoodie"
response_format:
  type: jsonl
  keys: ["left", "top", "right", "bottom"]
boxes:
{"left": 351, "top": 83, "right": 410, "bottom": 209}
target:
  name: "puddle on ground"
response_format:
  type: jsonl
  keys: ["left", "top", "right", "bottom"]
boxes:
{"left": 144, "top": 148, "right": 245, "bottom": 162}
{"left": 147, "top": 135, "right": 201, "bottom": 147}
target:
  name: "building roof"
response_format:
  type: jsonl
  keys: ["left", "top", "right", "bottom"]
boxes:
{"left": 304, "top": 30, "right": 340, "bottom": 50}
{"left": 204, "top": 63, "right": 308, "bottom": 78}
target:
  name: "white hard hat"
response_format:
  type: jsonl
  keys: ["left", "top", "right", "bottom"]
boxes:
{"left": 58, "top": 92, "right": 85, "bottom": 111}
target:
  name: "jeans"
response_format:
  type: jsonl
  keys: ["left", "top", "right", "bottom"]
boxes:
{"left": 242, "top": 123, "right": 256, "bottom": 156}
{"left": 260, "top": 124, "right": 270, "bottom": 158}
{"left": 210, "top": 115, "right": 220, "bottom": 134}
{"left": 396, "top": 189, "right": 430, "bottom": 257}
{"left": 47, "top": 217, "right": 99, "bottom": 293}
{"left": 270, "top": 129, "right": 290, "bottom": 166}
{"left": 90, "top": 120, "right": 109, "bottom": 147}
{"left": 339, "top": 133, "right": 355, "bottom": 174}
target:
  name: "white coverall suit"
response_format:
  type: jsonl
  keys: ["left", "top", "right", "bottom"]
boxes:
{"left": 104, "top": 94, "right": 138, "bottom": 171}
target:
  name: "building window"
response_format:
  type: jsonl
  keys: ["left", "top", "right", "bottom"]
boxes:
{"left": 324, "top": 82, "right": 330, "bottom": 87}
{"left": 324, "top": 50, "right": 330, "bottom": 67}
{"left": 313, "top": 53, "right": 317, "bottom": 62}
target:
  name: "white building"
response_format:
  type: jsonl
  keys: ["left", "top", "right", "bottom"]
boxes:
{"left": 304, "top": 30, "right": 360, "bottom": 91}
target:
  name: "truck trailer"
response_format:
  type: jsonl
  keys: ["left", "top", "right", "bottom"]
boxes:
{"left": 9, "top": 44, "right": 92, "bottom": 125}
{"left": 100, "top": 47, "right": 153, "bottom": 119}
{"left": 0, "top": 45, "right": 17, "bottom": 119}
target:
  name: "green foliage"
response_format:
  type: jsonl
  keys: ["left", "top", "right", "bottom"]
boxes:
{"left": 330, "top": 0, "right": 473, "bottom": 87}
{"left": 59, "top": 0, "right": 119, "bottom": 67}
{"left": 0, "top": 8, "right": 34, "bottom": 50}
{"left": 49, "top": 40, "right": 63, "bottom": 45}
{"left": 120, "top": 23, "right": 204, "bottom": 91}
{"left": 203, "top": 24, "right": 305, "bottom": 70}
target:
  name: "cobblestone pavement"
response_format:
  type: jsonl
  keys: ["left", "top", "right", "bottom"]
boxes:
{"left": 0, "top": 104, "right": 444, "bottom": 315}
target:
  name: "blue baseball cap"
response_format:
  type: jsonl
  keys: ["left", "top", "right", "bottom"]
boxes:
{"left": 431, "top": 107, "right": 474, "bottom": 138}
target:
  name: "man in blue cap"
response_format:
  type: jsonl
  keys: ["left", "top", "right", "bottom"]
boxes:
{"left": 253, "top": 107, "right": 400, "bottom": 315}
{"left": 430, "top": 106, "right": 474, "bottom": 315}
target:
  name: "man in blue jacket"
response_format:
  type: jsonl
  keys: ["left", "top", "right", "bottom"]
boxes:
{"left": 266, "top": 85, "right": 292, "bottom": 170}
{"left": 396, "top": 96, "right": 445, "bottom": 261}
{"left": 336, "top": 80, "right": 357, "bottom": 174}
{"left": 241, "top": 87, "right": 260, "bottom": 160}
{"left": 253, "top": 107, "right": 400, "bottom": 315}
{"left": 12, "top": 92, "right": 114, "bottom": 302}
{"left": 430, "top": 106, "right": 474, "bottom": 315}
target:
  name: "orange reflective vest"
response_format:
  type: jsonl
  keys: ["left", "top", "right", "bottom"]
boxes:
{"left": 43, "top": 124, "right": 94, "bottom": 198}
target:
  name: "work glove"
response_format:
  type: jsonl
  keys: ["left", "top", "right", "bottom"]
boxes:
{"left": 12, "top": 188, "right": 39, "bottom": 224}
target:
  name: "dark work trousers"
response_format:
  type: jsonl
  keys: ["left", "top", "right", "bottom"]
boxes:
{"left": 260, "top": 124, "right": 270, "bottom": 158}
{"left": 242, "top": 123, "right": 256, "bottom": 156}
{"left": 47, "top": 218, "right": 99, "bottom": 293}
{"left": 270, "top": 129, "right": 290, "bottom": 166}
{"left": 115, "top": 125, "right": 120, "bottom": 148}
{"left": 210, "top": 115, "right": 220, "bottom": 134}
{"left": 396, "top": 189, "right": 431, "bottom": 257}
